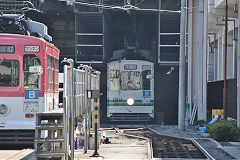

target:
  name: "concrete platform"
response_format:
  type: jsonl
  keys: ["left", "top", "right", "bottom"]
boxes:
{"left": 0, "top": 149, "right": 34, "bottom": 160}
{"left": 0, "top": 129, "right": 148, "bottom": 160}
{"left": 221, "top": 142, "right": 240, "bottom": 159}
{"left": 75, "top": 144, "right": 148, "bottom": 160}
{"left": 75, "top": 129, "right": 148, "bottom": 160}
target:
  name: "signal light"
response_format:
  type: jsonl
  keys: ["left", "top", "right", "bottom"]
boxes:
{"left": 143, "top": 103, "right": 148, "bottom": 106}
{"left": 25, "top": 113, "right": 34, "bottom": 118}
{"left": 113, "top": 103, "right": 119, "bottom": 106}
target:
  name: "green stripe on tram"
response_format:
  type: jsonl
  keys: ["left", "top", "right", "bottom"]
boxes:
{"left": 107, "top": 100, "right": 154, "bottom": 106}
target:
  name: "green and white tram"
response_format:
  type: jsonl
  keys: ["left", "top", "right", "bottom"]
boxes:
{"left": 107, "top": 60, "right": 154, "bottom": 121}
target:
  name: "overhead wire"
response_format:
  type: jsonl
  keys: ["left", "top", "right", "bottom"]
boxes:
{"left": 135, "top": 0, "right": 145, "bottom": 7}
{"left": 72, "top": 0, "right": 181, "bottom": 13}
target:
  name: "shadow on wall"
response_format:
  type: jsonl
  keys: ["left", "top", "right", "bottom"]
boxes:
{"left": 154, "top": 65, "right": 179, "bottom": 125}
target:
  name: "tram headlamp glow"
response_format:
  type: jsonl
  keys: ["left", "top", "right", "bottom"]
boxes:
{"left": 127, "top": 98, "right": 135, "bottom": 106}
{"left": 0, "top": 104, "right": 8, "bottom": 116}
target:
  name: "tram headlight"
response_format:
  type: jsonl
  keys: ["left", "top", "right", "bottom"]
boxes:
{"left": 0, "top": 104, "right": 9, "bottom": 116}
{"left": 127, "top": 98, "right": 135, "bottom": 106}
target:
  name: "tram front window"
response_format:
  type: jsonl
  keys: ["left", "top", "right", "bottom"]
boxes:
{"left": 142, "top": 70, "right": 151, "bottom": 90}
{"left": 0, "top": 59, "right": 19, "bottom": 86}
{"left": 121, "top": 71, "right": 140, "bottom": 90}
{"left": 23, "top": 54, "right": 41, "bottom": 90}
{"left": 110, "top": 70, "right": 120, "bottom": 91}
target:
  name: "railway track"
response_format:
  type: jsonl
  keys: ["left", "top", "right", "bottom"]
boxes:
{"left": 120, "top": 128, "right": 213, "bottom": 160}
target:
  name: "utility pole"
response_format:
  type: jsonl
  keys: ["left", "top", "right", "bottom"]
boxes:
{"left": 237, "top": 0, "right": 240, "bottom": 127}
{"left": 178, "top": 0, "right": 187, "bottom": 130}
{"left": 223, "top": 0, "right": 228, "bottom": 120}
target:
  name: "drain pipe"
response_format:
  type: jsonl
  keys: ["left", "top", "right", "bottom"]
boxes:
{"left": 208, "top": 33, "right": 217, "bottom": 81}
{"left": 227, "top": 19, "right": 237, "bottom": 78}
{"left": 223, "top": 0, "right": 228, "bottom": 120}
{"left": 237, "top": 0, "right": 240, "bottom": 127}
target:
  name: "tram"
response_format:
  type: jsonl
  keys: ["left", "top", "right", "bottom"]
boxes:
{"left": 107, "top": 60, "right": 154, "bottom": 121}
{"left": 0, "top": 15, "right": 60, "bottom": 144}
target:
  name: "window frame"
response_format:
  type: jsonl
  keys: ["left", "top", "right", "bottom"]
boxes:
{"left": 0, "top": 59, "right": 19, "bottom": 87}
{"left": 23, "top": 54, "right": 41, "bottom": 90}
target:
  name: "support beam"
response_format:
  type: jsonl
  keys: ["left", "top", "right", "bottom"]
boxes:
{"left": 202, "top": 0, "right": 208, "bottom": 121}
{"left": 187, "top": 0, "right": 193, "bottom": 123}
{"left": 178, "top": 0, "right": 187, "bottom": 130}
{"left": 197, "top": 0, "right": 204, "bottom": 120}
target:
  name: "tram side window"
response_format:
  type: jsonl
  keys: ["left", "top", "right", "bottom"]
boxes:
{"left": 142, "top": 70, "right": 151, "bottom": 90}
{"left": 121, "top": 71, "right": 140, "bottom": 90}
{"left": 23, "top": 54, "right": 41, "bottom": 90}
{"left": 55, "top": 58, "right": 59, "bottom": 91}
{"left": 0, "top": 60, "right": 19, "bottom": 86}
{"left": 109, "top": 70, "right": 120, "bottom": 91}
{"left": 48, "top": 55, "right": 54, "bottom": 91}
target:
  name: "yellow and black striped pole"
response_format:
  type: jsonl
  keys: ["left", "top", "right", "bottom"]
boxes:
{"left": 92, "top": 98, "right": 100, "bottom": 157}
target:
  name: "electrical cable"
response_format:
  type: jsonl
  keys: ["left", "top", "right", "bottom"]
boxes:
{"left": 62, "top": 0, "right": 181, "bottom": 13}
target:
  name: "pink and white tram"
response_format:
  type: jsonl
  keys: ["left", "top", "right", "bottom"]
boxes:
{"left": 0, "top": 34, "right": 60, "bottom": 144}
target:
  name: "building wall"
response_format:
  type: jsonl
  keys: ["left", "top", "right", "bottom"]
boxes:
{"left": 207, "top": 0, "right": 238, "bottom": 119}
{"left": 208, "top": 0, "right": 237, "bottom": 81}
{"left": 207, "top": 79, "right": 237, "bottom": 119}
{"left": 38, "top": 0, "right": 181, "bottom": 124}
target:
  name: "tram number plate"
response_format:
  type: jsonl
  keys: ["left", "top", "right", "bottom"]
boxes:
{"left": 25, "top": 45, "right": 40, "bottom": 52}
{"left": 113, "top": 97, "right": 122, "bottom": 101}
{"left": 142, "top": 65, "right": 151, "bottom": 70}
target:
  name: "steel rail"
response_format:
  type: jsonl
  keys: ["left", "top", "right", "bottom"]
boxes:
{"left": 148, "top": 128, "right": 214, "bottom": 159}
{"left": 135, "top": 128, "right": 212, "bottom": 159}
{"left": 192, "top": 139, "right": 215, "bottom": 160}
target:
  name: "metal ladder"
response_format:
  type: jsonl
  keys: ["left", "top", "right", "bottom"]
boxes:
{"left": 74, "top": 0, "right": 104, "bottom": 63}
{"left": 34, "top": 112, "right": 65, "bottom": 160}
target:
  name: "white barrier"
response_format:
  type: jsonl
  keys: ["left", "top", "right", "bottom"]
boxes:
{"left": 62, "top": 58, "right": 100, "bottom": 159}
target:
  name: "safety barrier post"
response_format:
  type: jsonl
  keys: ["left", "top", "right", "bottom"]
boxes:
{"left": 88, "top": 90, "right": 101, "bottom": 157}
{"left": 62, "top": 58, "right": 74, "bottom": 160}
{"left": 83, "top": 65, "right": 91, "bottom": 153}
{"left": 69, "top": 59, "right": 74, "bottom": 160}
{"left": 93, "top": 98, "right": 99, "bottom": 156}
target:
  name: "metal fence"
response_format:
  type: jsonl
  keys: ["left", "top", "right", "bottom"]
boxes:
{"left": 62, "top": 58, "right": 100, "bottom": 160}
{"left": 0, "top": 0, "right": 35, "bottom": 14}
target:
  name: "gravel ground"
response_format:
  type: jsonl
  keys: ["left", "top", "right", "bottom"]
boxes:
{"left": 195, "top": 139, "right": 235, "bottom": 160}
{"left": 151, "top": 125, "right": 236, "bottom": 160}
{"left": 103, "top": 129, "right": 148, "bottom": 146}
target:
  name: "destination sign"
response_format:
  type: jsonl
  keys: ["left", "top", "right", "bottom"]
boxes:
{"left": 124, "top": 64, "right": 137, "bottom": 70}
{"left": 0, "top": 45, "right": 15, "bottom": 54}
